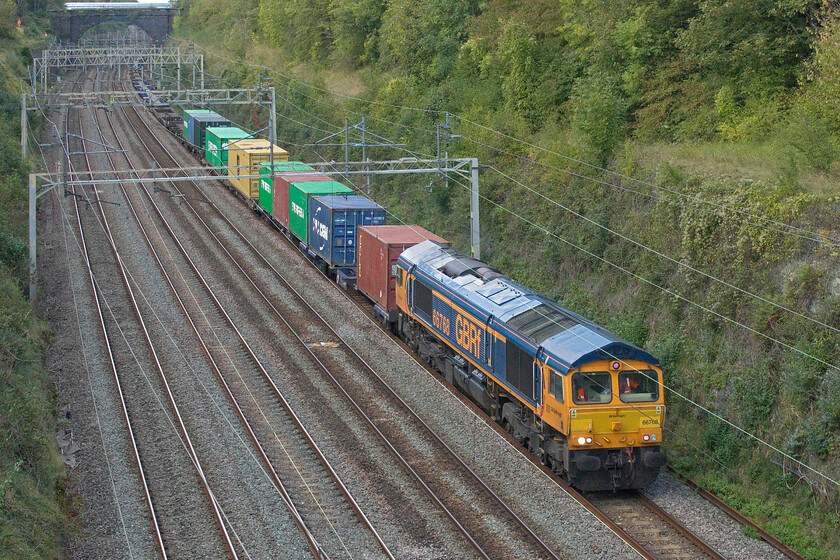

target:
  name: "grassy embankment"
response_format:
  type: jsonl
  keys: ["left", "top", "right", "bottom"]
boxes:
{"left": 173, "top": 1, "right": 840, "bottom": 557}
{"left": 0, "top": 18, "right": 68, "bottom": 560}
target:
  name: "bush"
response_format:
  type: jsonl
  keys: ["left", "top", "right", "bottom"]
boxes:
{"left": 570, "top": 71, "right": 628, "bottom": 165}
{"left": 782, "top": 103, "right": 837, "bottom": 171}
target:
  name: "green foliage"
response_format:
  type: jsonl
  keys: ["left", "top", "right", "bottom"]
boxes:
{"left": 699, "top": 473, "right": 826, "bottom": 559}
{"left": 498, "top": 20, "right": 541, "bottom": 128}
{"left": 0, "top": 266, "right": 66, "bottom": 559}
{"left": 731, "top": 363, "right": 775, "bottom": 430}
{"left": 0, "top": 21, "right": 68, "bottom": 559}
{"left": 609, "top": 311, "right": 649, "bottom": 347}
{"left": 378, "top": 0, "right": 479, "bottom": 80}
{"left": 329, "top": 0, "right": 385, "bottom": 65}
{"left": 570, "top": 71, "right": 628, "bottom": 164}
{"left": 676, "top": 0, "right": 817, "bottom": 92}
{"left": 703, "top": 416, "right": 743, "bottom": 467}
{"left": 783, "top": 102, "right": 837, "bottom": 171}
{"left": 259, "top": 0, "right": 332, "bottom": 61}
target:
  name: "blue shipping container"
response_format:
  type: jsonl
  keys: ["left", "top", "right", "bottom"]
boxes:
{"left": 188, "top": 112, "right": 229, "bottom": 149}
{"left": 309, "top": 195, "right": 386, "bottom": 268}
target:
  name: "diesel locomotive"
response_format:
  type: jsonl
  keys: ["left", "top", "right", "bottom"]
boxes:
{"left": 393, "top": 241, "right": 666, "bottom": 491}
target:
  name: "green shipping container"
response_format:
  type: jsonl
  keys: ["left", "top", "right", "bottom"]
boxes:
{"left": 258, "top": 161, "right": 313, "bottom": 215}
{"left": 206, "top": 127, "right": 251, "bottom": 170}
{"left": 182, "top": 109, "right": 213, "bottom": 141}
{"left": 288, "top": 180, "right": 352, "bottom": 244}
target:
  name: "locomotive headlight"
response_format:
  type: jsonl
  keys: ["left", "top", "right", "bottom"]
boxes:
{"left": 643, "top": 434, "right": 651, "bottom": 441}
{"left": 585, "top": 437, "right": 593, "bottom": 444}
{"left": 651, "top": 434, "right": 657, "bottom": 441}
{"left": 577, "top": 436, "right": 587, "bottom": 445}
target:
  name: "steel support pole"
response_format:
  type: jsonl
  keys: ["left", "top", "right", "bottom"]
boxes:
{"left": 362, "top": 115, "right": 369, "bottom": 193}
{"left": 470, "top": 158, "right": 480, "bottom": 259}
{"left": 62, "top": 128, "right": 69, "bottom": 197}
{"left": 200, "top": 55, "right": 204, "bottom": 90}
{"left": 269, "top": 87, "right": 276, "bottom": 146}
{"left": 269, "top": 86, "right": 276, "bottom": 174}
{"left": 21, "top": 94, "right": 27, "bottom": 159}
{"left": 177, "top": 46, "right": 181, "bottom": 90}
{"left": 345, "top": 118, "right": 350, "bottom": 178}
{"left": 28, "top": 174, "right": 36, "bottom": 306}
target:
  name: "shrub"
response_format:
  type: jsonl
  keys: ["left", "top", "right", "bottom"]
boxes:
{"left": 570, "top": 71, "right": 628, "bottom": 165}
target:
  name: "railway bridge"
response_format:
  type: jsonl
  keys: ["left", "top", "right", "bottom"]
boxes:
{"left": 50, "top": 2, "right": 178, "bottom": 44}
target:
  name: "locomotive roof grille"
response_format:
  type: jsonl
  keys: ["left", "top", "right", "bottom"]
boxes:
{"left": 507, "top": 303, "right": 579, "bottom": 344}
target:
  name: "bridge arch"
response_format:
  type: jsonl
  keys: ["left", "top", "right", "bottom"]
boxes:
{"left": 50, "top": 3, "right": 178, "bottom": 44}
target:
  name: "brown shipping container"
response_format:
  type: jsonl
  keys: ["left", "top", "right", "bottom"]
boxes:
{"left": 357, "top": 225, "right": 450, "bottom": 319}
{"left": 272, "top": 173, "right": 332, "bottom": 228}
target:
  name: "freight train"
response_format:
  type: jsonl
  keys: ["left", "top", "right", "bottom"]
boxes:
{"left": 163, "top": 103, "right": 667, "bottom": 491}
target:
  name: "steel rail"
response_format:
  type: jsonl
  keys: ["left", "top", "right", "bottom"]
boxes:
{"left": 76, "top": 72, "right": 240, "bottom": 560}
{"left": 667, "top": 467, "right": 806, "bottom": 560}
{"left": 636, "top": 491, "right": 727, "bottom": 559}
{"left": 126, "top": 88, "right": 564, "bottom": 560}
{"left": 109, "top": 75, "right": 394, "bottom": 560}
{"left": 62, "top": 71, "right": 168, "bottom": 560}
{"left": 93, "top": 108, "right": 327, "bottom": 560}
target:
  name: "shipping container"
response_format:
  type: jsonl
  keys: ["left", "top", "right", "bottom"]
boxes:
{"left": 257, "top": 161, "right": 314, "bottom": 215}
{"left": 356, "top": 225, "right": 450, "bottom": 320}
{"left": 188, "top": 112, "right": 230, "bottom": 150}
{"left": 205, "top": 126, "right": 251, "bottom": 170}
{"left": 288, "top": 181, "right": 352, "bottom": 243}
{"left": 308, "top": 195, "right": 386, "bottom": 269}
{"left": 182, "top": 109, "right": 213, "bottom": 141}
{"left": 272, "top": 172, "right": 332, "bottom": 228}
{"left": 227, "top": 139, "right": 289, "bottom": 200}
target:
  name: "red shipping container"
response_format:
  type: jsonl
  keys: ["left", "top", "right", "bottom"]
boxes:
{"left": 272, "top": 173, "right": 333, "bottom": 228}
{"left": 357, "top": 225, "right": 450, "bottom": 320}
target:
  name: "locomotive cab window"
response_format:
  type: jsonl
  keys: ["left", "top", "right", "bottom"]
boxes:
{"left": 572, "top": 372, "right": 611, "bottom": 404}
{"left": 395, "top": 267, "right": 403, "bottom": 287}
{"left": 618, "top": 370, "right": 659, "bottom": 403}
{"left": 549, "top": 369, "right": 563, "bottom": 401}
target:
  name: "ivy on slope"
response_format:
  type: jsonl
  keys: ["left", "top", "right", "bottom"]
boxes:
{"left": 0, "top": 19, "right": 67, "bottom": 560}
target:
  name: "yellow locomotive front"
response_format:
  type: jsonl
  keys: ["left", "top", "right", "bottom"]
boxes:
{"left": 542, "top": 359, "right": 667, "bottom": 490}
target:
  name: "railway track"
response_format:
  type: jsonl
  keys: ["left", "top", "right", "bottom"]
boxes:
{"left": 113, "top": 75, "right": 574, "bottom": 559}
{"left": 582, "top": 491, "right": 725, "bottom": 560}
{"left": 88, "top": 72, "right": 394, "bottom": 559}
{"left": 66, "top": 72, "right": 240, "bottom": 559}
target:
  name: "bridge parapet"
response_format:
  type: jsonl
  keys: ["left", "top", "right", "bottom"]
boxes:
{"left": 50, "top": 5, "right": 178, "bottom": 43}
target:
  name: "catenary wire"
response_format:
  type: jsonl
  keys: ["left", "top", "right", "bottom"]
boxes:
{"left": 184, "top": 38, "right": 836, "bottom": 254}
{"left": 189, "top": 40, "right": 838, "bottom": 247}
{"left": 488, "top": 164, "right": 840, "bottom": 335}
{"left": 444, "top": 172, "right": 840, "bottom": 488}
